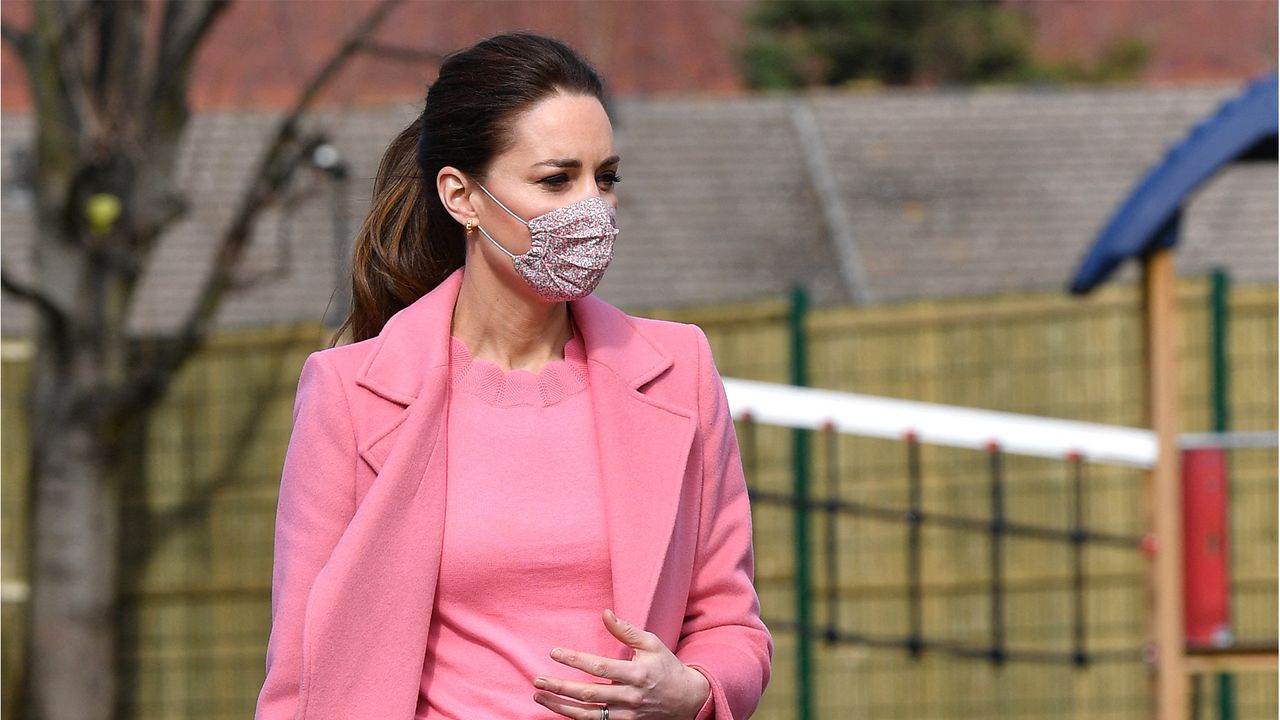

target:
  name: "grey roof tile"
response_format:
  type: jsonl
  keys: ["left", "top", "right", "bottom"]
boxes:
{"left": 2, "top": 84, "right": 1273, "bottom": 337}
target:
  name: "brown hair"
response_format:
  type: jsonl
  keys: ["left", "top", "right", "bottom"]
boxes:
{"left": 332, "top": 32, "right": 609, "bottom": 345}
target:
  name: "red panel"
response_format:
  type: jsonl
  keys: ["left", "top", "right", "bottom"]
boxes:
{"left": 1181, "top": 447, "right": 1232, "bottom": 647}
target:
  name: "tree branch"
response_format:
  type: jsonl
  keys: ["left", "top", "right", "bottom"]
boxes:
{"left": 152, "top": 0, "right": 230, "bottom": 108}
{"left": 131, "top": 191, "right": 190, "bottom": 259}
{"left": 137, "top": 336, "right": 297, "bottom": 557}
{"left": 188, "top": 0, "right": 408, "bottom": 319}
{"left": 94, "top": 0, "right": 147, "bottom": 130}
{"left": 117, "top": 3, "right": 225, "bottom": 270}
{"left": 0, "top": 267, "right": 63, "bottom": 318}
{"left": 1, "top": 266, "right": 72, "bottom": 353}
{"left": 0, "top": 21, "right": 33, "bottom": 60}
{"left": 281, "top": 0, "right": 407, "bottom": 129}
{"left": 358, "top": 41, "right": 445, "bottom": 65}
{"left": 116, "top": 0, "right": 410, "bottom": 416}
{"left": 33, "top": 0, "right": 104, "bottom": 144}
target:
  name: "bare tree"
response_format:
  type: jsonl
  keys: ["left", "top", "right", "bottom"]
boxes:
{"left": 0, "top": 1, "right": 440, "bottom": 717}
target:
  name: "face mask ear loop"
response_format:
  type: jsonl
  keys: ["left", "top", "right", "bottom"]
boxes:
{"left": 476, "top": 225, "right": 517, "bottom": 260}
{"left": 471, "top": 180, "right": 530, "bottom": 260}
{"left": 475, "top": 181, "right": 531, "bottom": 226}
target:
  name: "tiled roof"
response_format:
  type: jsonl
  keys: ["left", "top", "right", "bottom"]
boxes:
{"left": 804, "top": 84, "right": 1277, "bottom": 299}
{"left": 2, "top": 83, "right": 1274, "bottom": 337}
{"left": 601, "top": 96, "right": 850, "bottom": 308}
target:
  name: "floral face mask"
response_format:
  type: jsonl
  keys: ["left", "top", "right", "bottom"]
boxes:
{"left": 474, "top": 181, "right": 618, "bottom": 302}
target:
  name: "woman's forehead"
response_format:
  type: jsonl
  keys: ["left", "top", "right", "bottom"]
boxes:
{"left": 503, "top": 93, "right": 615, "bottom": 166}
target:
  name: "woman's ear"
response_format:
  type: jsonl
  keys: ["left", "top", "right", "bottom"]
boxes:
{"left": 437, "top": 166, "right": 476, "bottom": 228}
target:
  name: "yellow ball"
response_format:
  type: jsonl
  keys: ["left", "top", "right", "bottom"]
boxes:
{"left": 86, "top": 193, "right": 122, "bottom": 235}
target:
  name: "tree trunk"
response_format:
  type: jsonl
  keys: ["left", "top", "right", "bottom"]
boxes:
{"left": 19, "top": 220, "right": 176, "bottom": 720}
{"left": 22, "top": 327, "right": 122, "bottom": 720}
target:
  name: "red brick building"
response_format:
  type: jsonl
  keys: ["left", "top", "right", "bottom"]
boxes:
{"left": 1, "top": 0, "right": 1275, "bottom": 112}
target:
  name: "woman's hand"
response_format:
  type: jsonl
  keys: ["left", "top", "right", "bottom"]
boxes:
{"left": 532, "top": 608, "right": 711, "bottom": 719}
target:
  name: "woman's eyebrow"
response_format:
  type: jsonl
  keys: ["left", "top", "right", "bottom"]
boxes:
{"left": 532, "top": 155, "right": 621, "bottom": 169}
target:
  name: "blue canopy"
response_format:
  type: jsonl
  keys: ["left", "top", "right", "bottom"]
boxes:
{"left": 1069, "top": 71, "right": 1278, "bottom": 294}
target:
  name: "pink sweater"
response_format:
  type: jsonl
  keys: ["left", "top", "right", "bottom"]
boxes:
{"left": 416, "top": 328, "right": 622, "bottom": 718}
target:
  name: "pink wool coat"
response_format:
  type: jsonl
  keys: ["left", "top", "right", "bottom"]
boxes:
{"left": 255, "top": 266, "right": 773, "bottom": 719}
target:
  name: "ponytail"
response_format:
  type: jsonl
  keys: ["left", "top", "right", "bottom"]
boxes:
{"left": 331, "top": 116, "right": 465, "bottom": 346}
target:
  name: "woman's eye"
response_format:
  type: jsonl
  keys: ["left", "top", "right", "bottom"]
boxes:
{"left": 537, "top": 172, "right": 620, "bottom": 190}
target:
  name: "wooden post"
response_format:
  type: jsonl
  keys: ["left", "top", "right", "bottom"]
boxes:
{"left": 1142, "top": 247, "right": 1187, "bottom": 720}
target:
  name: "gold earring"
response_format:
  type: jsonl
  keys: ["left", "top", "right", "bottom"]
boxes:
{"left": 464, "top": 219, "right": 474, "bottom": 233}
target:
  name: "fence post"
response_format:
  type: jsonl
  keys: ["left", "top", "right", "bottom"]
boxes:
{"left": 789, "top": 284, "right": 814, "bottom": 720}
{"left": 1142, "top": 244, "right": 1187, "bottom": 720}
{"left": 1209, "top": 268, "right": 1236, "bottom": 720}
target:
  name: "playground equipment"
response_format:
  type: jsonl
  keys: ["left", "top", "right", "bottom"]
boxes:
{"left": 1069, "top": 70, "right": 1279, "bottom": 719}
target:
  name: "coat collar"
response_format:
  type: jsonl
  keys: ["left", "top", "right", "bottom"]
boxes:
{"left": 354, "top": 265, "right": 674, "bottom": 404}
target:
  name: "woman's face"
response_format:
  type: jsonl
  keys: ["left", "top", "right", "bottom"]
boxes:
{"left": 470, "top": 92, "right": 620, "bottom": 259}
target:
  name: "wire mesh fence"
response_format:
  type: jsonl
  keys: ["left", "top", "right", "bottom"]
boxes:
{"left": 737, "top": 411, "right": 1154, "bottom": 718}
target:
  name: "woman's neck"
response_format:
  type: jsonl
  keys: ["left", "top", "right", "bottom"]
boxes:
{"left": 449, "top": 263, "right": 573, "bottom": 374}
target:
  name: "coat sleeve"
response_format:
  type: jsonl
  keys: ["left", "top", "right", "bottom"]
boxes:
{"left": 674, "top": 325, "right": 774, "bottom": 719}
{"left": 255, "top": 351, "right": 359, "bottom": 720}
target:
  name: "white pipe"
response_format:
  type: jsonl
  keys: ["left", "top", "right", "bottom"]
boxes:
{"left": 722, "top": 377, "right": 1159, "bottom": 468}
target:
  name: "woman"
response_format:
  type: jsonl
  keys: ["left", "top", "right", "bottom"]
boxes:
{"left": 255, "top": 32, "right": 771, "bottom": 720}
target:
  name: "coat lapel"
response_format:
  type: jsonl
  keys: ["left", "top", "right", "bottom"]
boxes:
{"left": 350, "top": 268, "right": 457, "bottom": 478}
{"left": 571, "top": 292, "right": 697, "bottom": 631}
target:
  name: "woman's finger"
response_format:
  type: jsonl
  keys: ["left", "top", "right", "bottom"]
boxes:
{"left": 534, "top": 675, "right": 642, "bottom": 708}
{"left": 533, "top": 689, "right": 608, "bottom": 720}
{"left": 602, "top": 608, "right": 663, "bottom": 653}
{"left": 549, "top": 647, "right": 638, "bottom": 684}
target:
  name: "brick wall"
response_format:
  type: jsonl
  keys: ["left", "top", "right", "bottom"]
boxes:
{"left": 1, "top": 0, "right": 1273, "bottom": 111}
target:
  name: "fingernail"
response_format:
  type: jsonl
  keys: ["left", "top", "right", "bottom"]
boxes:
{"left": 550, "top": 648, "right": 563, "bottom": 660}
{"left": 533, "top": 677, "right": 547, "bottom": 689}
